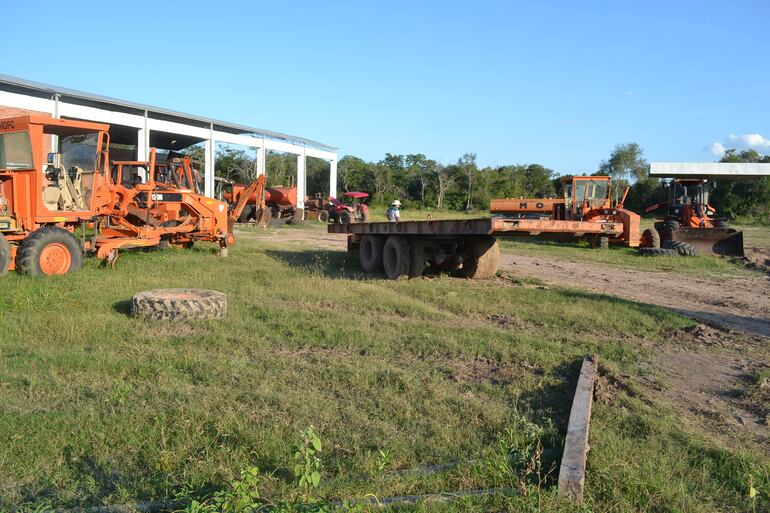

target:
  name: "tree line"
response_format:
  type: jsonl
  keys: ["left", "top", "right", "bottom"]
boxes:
{"left": 211, "top": 143, "right": 770, "bottom": 223}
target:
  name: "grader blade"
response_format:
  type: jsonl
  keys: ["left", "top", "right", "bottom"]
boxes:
{"left": 673, "top": 227, "right": 744, "bottom": 257}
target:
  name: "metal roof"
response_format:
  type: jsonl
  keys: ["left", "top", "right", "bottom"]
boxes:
{"left": 0, "top": 73, "right": 337, "bottom": 152}
{"left": 650, "top": 162, "right": 770, "bottom": 178}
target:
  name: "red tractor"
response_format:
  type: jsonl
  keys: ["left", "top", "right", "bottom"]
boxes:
{"left": 320, "top": 192, "right": 370, "bottom": 224}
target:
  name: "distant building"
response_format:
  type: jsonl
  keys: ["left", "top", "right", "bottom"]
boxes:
{"left": 0, "top": 74, "right": 338, "bottom": 208}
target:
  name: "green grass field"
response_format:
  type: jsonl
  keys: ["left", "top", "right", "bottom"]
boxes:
{"left": 0, "top": 235, "right": 768, "bottom": 512}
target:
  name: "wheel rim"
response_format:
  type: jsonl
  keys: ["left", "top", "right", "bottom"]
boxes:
{"left": 39, "top": 243, "right": 72, "bottom": 275}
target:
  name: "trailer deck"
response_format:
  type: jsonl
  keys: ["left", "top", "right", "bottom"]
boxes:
{"left": 329, "top": 216, "right": 634, "bottom": 280}
{"left": 328, "top": 217, "right": 625, "bottom": 238}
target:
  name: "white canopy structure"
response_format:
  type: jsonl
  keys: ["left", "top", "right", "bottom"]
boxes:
{"left": 650, "top": 162, "right": 770, "bottom": 179}
{"left": 0, "top": 74, "right": 339, "bottom": 208}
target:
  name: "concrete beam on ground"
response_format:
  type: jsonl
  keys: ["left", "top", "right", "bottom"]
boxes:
{"left": 558, "top": 355, "right": 598, "bottom": 504}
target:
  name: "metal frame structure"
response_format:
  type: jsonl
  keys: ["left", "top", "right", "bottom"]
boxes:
{"left": 0, "top": 74, "right": 339, "bottom": 209}
{"left": 650, "top": 162, "right": 770, "bottom": 178}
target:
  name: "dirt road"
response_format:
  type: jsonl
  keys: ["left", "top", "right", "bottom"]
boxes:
{"left": 498, "top": 253, "right": 770, "bottom": 338}
{"left": 247, "top": 226, "right": 770, "bottom": 338}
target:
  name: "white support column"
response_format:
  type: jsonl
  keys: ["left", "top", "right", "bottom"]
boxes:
{"left": 51, "top": 94, "right": 60, "bottom": 152}
{"left": 329, "top": 159, "right": 337, "bottom": 198}
{"left": 137, "top": 111, "right": 149, "bottom": 161}
{"left": 205, "top": 129, "right": 215, "bottom": 198}
{"left": 257, "top": 138, "right": 266, "bottom": 177}
{"left": 296, "top": 148, "right": 306, "bottom": 210}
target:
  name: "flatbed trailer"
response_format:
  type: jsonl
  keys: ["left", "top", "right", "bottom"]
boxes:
{"left": 329, "top": 216, "right": 635, "bottom": 279}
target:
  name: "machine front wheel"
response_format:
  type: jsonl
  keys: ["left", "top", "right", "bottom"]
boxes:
{"left": 16, "top": 226, "right": 83, "bottom": 275}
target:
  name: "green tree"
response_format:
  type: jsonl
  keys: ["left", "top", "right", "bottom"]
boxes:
{"left": 598, "top": 143, "right": 649, "bottom": 202}
{"left": 714, "top": 149, "right": 770, "bottom": 222}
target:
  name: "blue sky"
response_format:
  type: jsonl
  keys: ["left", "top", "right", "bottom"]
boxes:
{"left": 3, "top": 1, "right": 768, "bottom": 173}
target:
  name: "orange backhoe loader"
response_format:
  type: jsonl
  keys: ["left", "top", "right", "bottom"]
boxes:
{"left": 644, "top": 178, "right": 743, "bottom": 256}
{"left": 0, "top": 115, "right": 232, "bottom": 275}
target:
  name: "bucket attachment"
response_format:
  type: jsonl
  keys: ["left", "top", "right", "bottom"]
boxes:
{"left": 673, "top": 227, "right": 744, "bottom": 257}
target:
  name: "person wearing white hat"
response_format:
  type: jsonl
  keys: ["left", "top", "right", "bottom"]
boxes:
{"left": 386, "top": 200, "right": 402, "bottom": 222}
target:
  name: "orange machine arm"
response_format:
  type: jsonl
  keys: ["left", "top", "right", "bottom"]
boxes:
{"left": 644, "top": 201, "right": 667, "bottom": 214}
{"left": 230, "top": 175, "right": 266, "bottom": 221}
{"left": 617, "top": 185, "right": 630, "bottom": 209}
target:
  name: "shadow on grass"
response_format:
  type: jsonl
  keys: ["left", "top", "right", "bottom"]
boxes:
{"left": 113, "top": 299, "right": 133, "bottom": 316}
{"left": 560, "top": 288, "right": 770, "bottom": 337}
{"left": 264, "top": 249, "right": 377, "bottom": 280}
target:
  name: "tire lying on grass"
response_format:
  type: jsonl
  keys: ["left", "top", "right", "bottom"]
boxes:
{"left": 132, "top": 289, "right": 227, "bottom": 321}
{"left": 638, "top": 247, "right": 679, "bottom": 257}
{"left": 663, "top": 240, "right": 700, "bottom": 256}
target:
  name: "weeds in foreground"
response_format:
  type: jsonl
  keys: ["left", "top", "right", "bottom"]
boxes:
{"left": 176, "top": 417, "right": 559, "bottom": 513}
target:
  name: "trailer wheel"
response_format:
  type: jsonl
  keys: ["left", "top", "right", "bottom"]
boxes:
{"left": 663, "top": 240, "right": 700, "bottom": 256}
{"left": 409, "top": 239, "right": 426, "bottom": 278}
{"left": 640, "top": 228, "right": 660, "bottom": 248}
{"left": 359, "top": 235, "right": 385, "bottom": 273}
{"left": 318, "top": 210, "right": 330, "bottom": 223}
{"left": 457, "top": 236, "right": 500, "bottom": 279}
{"left": 0, "top": 234, "right": 10, "bottom": 275}
{"left": 132, "top": 289, "right": 227, "bottom": 321}
{"left": 383, "top": 236, "right": 411, "bottom": 279}
{"left": 16, "top": 226, "right": 83, "bottom": 275}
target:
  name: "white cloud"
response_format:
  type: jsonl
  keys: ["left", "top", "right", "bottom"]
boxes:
{"left": 706, "top": 133, "right": 770, "bottom": 156}
{"left": 726, "top": 133, "right": 770, "bottom": 149}
{"left": 708, "top": 142, "right": 726, "bottom": 156}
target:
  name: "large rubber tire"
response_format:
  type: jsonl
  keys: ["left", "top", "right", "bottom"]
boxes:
{"left": 663, "top": 240, "right": 700, "bottom": 256}
{"left": 638, "top": 247, "right": 679, "bottom": 257}
{"left": 239, "top": 205, "right": 254, "bottom": 223}
{"left": 359, "top": 207, "right": 370, "bottom": 223}
{"left": 271, "top": 206, "right": 282, "bottom": 220}
{"left": 408, "top": 239, "right": 426, "bottom": 278}
{"left": 714, "top": 220, "right": 730, "bottom": 229}
{"left": 359, "top": 235, "right": 385, "bottom": 273}
{"left": 383, "top": 236, "right": 410, "bottom": 279}
{"left": 457, "top": 236, "right": 500, "bottom": 279}
{"left": 132, "top": 289, "right": 227, "bottom": 321}
{"left": 318, "top": 210, "right": 330, "bottom": 223}
{"left": 640, "top": 228, "right": 661, "bottom": 249}
{"left": 590, "top": 235, "right": 609, "bottom": 249}
{"left": 16, "top": 226, "right": 82, "bottom": 275}
{"left": 0, "top": 234, "right": 10, "bottom": 275}
{"left": 338, "top": 211, "right": 353, "bottom": 225}
{"left": 663, "top": 220, "right": 680, "bottom": 241}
